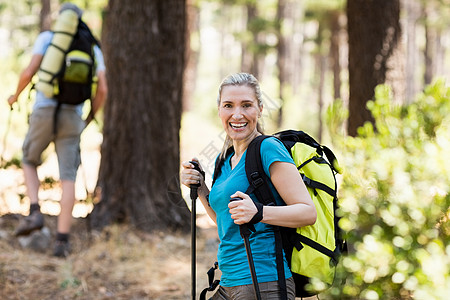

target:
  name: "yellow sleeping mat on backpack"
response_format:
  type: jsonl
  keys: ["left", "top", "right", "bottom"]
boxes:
{"left": 35, "top": 9, "right": 79, "bottom": 98}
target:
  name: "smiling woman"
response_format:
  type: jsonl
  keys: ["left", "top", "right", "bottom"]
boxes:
{"left": 218, "top": 84, "right": 262, "bottom": 168}
{"left": 216, "top": 73, "right": 264, "bottom": 162}
{"left": 180, "top": 73, "right": 316, "bottom": 300}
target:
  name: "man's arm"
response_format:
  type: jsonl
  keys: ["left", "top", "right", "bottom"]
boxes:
{"left": 8, "top": 54, "right": 43, "bottom": 106}
{"left": 86, "top": 70, "right": 107, "bottom": 125}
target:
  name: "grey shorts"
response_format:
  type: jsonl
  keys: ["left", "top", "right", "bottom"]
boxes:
{"left": 22, "top": 106, "right": 85, "bottom": 181}
{"left": 211, "top": 277, "right": 296, "bottom": 300}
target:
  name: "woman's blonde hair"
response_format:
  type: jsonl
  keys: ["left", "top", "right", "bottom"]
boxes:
{"left": 217, "top": 73, "right": 264, "bottom": 160}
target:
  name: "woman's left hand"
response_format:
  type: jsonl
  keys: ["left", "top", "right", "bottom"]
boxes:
{"left": 228, "top": 191, "right": 258, "bottom": 225}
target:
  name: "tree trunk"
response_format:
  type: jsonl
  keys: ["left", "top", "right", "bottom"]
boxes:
{"left": 91, "top": 0, "right": 190, "bottom": 232}
{"left": 183, "top": 0, "right": 200, "bottom": 111}
{"left": 290, "top": 1, "right": 305, "bottom": 96}
{"left": 276, "top": 0, "right": 287, "bottom": 127}
{"left": 403, "top": 0, "right": 420, "bottom": 103}
{"left": 329, "top": 11, "right": 342, "bottom": 101}
{"left": 39, "top": 0, "right": 51, "bottom": 32}
{"left": 315, "top": 23, "right": 326, "bottom": 142}
{"left": 423, "top": 2, "right": 442, "bottom": 86}
{"left": 347, "top": 0, "right": 401, "bottom": 136}
{"left": 241, "top": 3, "right": 259, "bottom": 77}
{"left": 434, "top": 29, "right": 444, "bottom": 78}
{"left": 218, "top": 4, "right": 235, "bottom": 81}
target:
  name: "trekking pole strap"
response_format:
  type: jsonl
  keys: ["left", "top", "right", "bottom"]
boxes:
{"left": 248, "top": 201, "right": 264, "bottom": 224}
{"left": 199, "top": 262, "right": 221, "bottom": 300}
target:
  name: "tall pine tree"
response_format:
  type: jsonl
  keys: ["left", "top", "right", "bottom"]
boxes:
{"left": 91, "top": 0, "right": 190, "bottom": 232}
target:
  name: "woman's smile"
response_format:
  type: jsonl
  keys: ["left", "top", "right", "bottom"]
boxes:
{"left": 230, "top": 122, "right": 248, "bottom": 130}
{"left": 218, "top": 85, "right": 262, "bottom": 143}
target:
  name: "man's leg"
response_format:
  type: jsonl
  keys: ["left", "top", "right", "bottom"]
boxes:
{"left": 57, "top": 180, "right": 76, "bottom": 234}
{"left": 14, "top": 163, "right": 44, "bottom": 236}
{"left": 52, "top": 180, "right": 76, "bottom": 257}
{"left": 53, "top": 108, "right": 84, "bottom": 257}
{"left": 16, "top": 107, "right": 54, "bottom": 236}
{"left": 23, "top": 163, "right": 40, "bottom": 205}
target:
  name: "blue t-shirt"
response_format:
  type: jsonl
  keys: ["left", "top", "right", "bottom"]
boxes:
{"left": 209, "top": 137, "right": 294, "bottom": 287}
{"left": 32, "top": 30, "right": 106, "bottom": 115}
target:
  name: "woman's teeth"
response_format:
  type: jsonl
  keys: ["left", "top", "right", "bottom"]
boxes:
{"left": 230, "top": 123, "right": 247, "bottom": 129}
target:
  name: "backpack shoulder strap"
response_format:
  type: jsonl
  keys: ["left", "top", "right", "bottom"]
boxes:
{"left": 245, "top": 134, "right": 288, "bottom": 300}
{"left": 78, "top": 20, "right": 100, "bottom": 48}
{"left": 244, "top": 135, "right": 276, "bottom": 206}
{"left": 212, "top": 146, "right": 234, "bottom": 187}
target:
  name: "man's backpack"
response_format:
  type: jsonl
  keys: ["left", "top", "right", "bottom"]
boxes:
{"left": 34, "top": 9, "right": 99, "bottom": 133}
{"left": 55, "top": 20, "right": 98, "bottom": 105}
{"left": 211, "top": 129, "right": 347, "bottom": 299}
{"left": 35, "top": 9, "right": 98, "bottom": 104}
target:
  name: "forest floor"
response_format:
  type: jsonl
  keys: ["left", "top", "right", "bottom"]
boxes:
{"left": 0, "top": 121, "right": 221, "bottom": 300}
{"left": 0, "top": 212, "right": 220, "bottom": 300}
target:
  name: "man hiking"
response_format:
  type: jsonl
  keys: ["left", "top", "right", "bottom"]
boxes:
{"left": 7, "top": 2, "right": 107, "bottom": 257}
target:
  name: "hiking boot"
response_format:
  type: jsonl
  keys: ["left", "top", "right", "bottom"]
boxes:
{"left": 14, "top": 211, "right": 44, "bottom": 236}
{"left": 53, "top": 240, "right": 71, "bottom": 258}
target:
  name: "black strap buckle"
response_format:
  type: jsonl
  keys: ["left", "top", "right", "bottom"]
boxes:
{"left": 207, "top": 262, "right": 220, "bottom": 289}
{"left": 301, "top": 173, "right": 311, "bottom": 186}
{"left": 250, "top": 172, "right": 264, "bottom": 188}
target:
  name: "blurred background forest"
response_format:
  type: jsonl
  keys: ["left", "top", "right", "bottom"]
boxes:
{"left": 0, "top": 0, "right": 449, "bottom": 299}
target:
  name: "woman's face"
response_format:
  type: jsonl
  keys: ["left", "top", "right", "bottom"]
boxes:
{"left": 218, "top": 85, "right": 262, "bottom": 143}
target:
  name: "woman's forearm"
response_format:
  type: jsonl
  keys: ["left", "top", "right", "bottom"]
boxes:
{"left": 197, "top": 185, "right": 216, "bottom": 224}
{"left": 262, "top": 203, "right": 316, "bottom": 228}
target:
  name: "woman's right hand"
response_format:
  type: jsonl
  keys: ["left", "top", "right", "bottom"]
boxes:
{"left": 180, "top": 158, "right": 205, "bottom": 188}
{"left": 181, "top": 158, "right": 215, "bottom": 223}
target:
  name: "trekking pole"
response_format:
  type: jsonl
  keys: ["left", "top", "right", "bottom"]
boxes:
{"left": 1, "top": 106, "right": 13, "bottom": 168}
{"left": 230, "top": 198, "right": 262, "bottom": 300}
{"left": 189, "top": 161, "right": 202, "bottom": 300}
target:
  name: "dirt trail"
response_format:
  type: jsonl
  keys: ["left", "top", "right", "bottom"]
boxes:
{"left": 0, "top": 212, "right": 219, "bottom": 300}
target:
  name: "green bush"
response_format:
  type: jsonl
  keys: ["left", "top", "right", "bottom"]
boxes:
{"left": 326, "top": 80, "right": 450, "bottom": 299}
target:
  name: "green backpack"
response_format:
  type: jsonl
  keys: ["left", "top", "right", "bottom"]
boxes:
{"left": 35, "top": 16, "right": 99, "bottom": 133}
{"left": 212, "top": 129, "right": 347, "bottom": 299}
{"left": 54, "top": 20, "right": 98, "bottom": 105}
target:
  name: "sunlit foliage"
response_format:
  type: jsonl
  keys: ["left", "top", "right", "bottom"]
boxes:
{"left": 325, "top": 80, "right": 450, "bottom": 299}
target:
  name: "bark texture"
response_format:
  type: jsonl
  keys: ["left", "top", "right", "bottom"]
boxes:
{"left": 347, "top": 0, "right": 401, "bottom": 136}
{"left": 92, "top": 0, "right": 190, "bottom": 232}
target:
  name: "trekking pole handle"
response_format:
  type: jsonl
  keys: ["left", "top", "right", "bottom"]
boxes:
{"left": 189, "top": 161, "right": 202, "bottom": 199}
{"left": 230, "top": 197, "right": 255, "bottom": 237}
